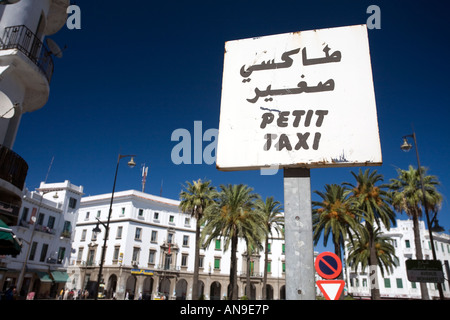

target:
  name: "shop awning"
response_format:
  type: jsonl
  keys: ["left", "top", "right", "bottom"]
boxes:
{"left": 0, "top": 219, "right": 22, "bottom": 255}
{"left": 35, "top": 271, "right": 53, "bottom": 283}
{"left": 51, "top": 271, "right": 69, "bottom": 283}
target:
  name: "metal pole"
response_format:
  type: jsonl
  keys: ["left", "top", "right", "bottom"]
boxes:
{"left": 94, "top": 154, "right": 121, "bottom": 300}
{"left": 283, "top": 168, "right": 315, "bottom": 300}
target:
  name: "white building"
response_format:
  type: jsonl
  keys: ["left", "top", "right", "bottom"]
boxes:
{"left": 0, "top": 180, "right": 84, "bottom": 299}
{"left": 68, "top": 190, "right": 286, "bottom": 300}
{"left": 345, "top": 219, "right": 450, "bottom": 300}
{"left": 0, "top": 0, "right": 69, "bottom": 247}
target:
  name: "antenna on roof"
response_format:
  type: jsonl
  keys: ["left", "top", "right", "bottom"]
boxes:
{"left": 141, "top": 164, "right": 148, "bottom": 193}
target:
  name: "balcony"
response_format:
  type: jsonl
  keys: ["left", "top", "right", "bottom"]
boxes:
{"left": 0, "top": 25, "right": 54, "bottom": 83}
{"left": 0, "top": 145, "right": 28, "bottom": 225}
{"left": 0, "top": 144, "right": 28, "bottom": 191}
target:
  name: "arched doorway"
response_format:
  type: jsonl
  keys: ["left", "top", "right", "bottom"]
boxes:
{"left": 210, "top": 281, "right": 221, "bottom": 300}
{"left": 265, "top": 284, "right": 274, "bottom": 300}
{"left": 143, "top": 277, "right": 154, "bottom": 300}
{"left": 107, "top": 274, "right": 118, "bottom": 299}
{"left": 280, "top": 285, "right": 286, "bottom": 300}
{"left": 244, "top": 283, "right": 256, "bottom": 299}
{"left": 125, "top": 276, "right": 137, "bottom": 300}
{"left": 197, "top": 280, "right": 205, "bottom": 299}
{"left": 159, "top": 278, "right": 171, "bottom": 300}
{"left": 175, "top": 279, "right": 188, "bottom": 300}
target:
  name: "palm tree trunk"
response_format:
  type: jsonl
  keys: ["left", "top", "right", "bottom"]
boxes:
{"left": 230, "top": 233, "right": 239, "bottom": 300}
{"left": 412, "top": 212, "right": 430, "bottom": 300}
{"left": 192, "top": 220, "right": 201, "bottom": 300}
{"left": 367, "top": 223, "right": 381, "bottom": 300}
{"left": 262, "top": 238, "right": 269, "bottom": 300}
{"left": 333, "top": 240, "right": 344, "bottom": 300}
{"left": 246, "top": 253, "right": 251, "bottom": 298}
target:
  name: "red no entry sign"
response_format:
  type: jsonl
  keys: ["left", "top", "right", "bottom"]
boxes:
{"left": 315, "top": 252, "right": 342, "bottom": 279}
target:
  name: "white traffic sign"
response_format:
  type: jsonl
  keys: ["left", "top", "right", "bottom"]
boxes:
{"left": 217, "top": 24, "right": 381, "bottom": 171}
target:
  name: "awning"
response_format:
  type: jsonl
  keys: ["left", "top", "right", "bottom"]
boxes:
{"left": 51, "top": 271, "right": 69, "bottom": 283}
{"left": 0, "top": 219, "right": 22, "bottom": 255}
{"left": 35, "top": 271, "right": 53, "bottom": 283}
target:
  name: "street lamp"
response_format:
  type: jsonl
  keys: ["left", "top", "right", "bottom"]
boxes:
{"left": 401, "top": 132, "right": 444, "bottom": 300}
{"left": 94, "top": 154, "right": 136, "bottom": 300}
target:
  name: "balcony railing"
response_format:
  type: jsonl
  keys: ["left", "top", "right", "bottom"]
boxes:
{"left": 0, "top": 25, "right": 54, "bottom": 82}
{"left": 0, "top": 144, "right": 28, "bottom": 191}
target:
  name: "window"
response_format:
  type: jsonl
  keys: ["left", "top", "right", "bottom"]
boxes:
{"left": 81, "top": 229, "right": 87, "bottom": 241}
{"left": 135, "top": 227, "right": 142, "bottom": 240}
{"left": 77, "top": 247, "right": 84, "bottom": 261}
{"left": 57, "top": 247, "right": 65, "bottom": 264}
{"left": 37, "top": 213, "right": 44, "bottom": 225}
{"left": 47, "top": 216, "right": 55, "bottom": 229}
{"left": 29, "top": 242, "right": 38, "bottom": 261}
{"left": 267, "top": 261, "right": 271, "bottom": 273}
{"left": 215, "top": 239, "right": 221, "bottom": 250}
{"left": 168, "top": 233, "right": 174, "bottom": 244}
{"left": 68, "top": 197, "right": 77, "bottom": 209}
{"left": 384, "top": 278, "right": 391, "bottom": 288}
{"left": 148, "top": 250, "right": 156, "bottom": 264}
{"left": 183, "top": 235, "right": 189, "bottom": 246}
{"left": 169, "top": 215, "right": 175, "bottom": 224}
{"left": 282, "top": 243, "right": 285, "bottom": 254}
{"left": 363, "top": 279, "right": 367, "bottom": 287}
{"left": 21, "top": 207, "right": 29, "bottom": 222}
{"left": 411, "top": 282, "right": 417, "bottom": 289}
{"left": 199, "top": 256, "right": 204, "bottom": 268}
{"left": 40, "top": 243, "right": 49, "bottom": 262}
{"left": 85, "top": 211, "right": 90, "bottom": 220}
{"left": 184, "top": 218, "right": 190, "bottom": 226}
{"left": 267, "top": 243, "right": 271, "bottom": 253}
{"left": 181, "top": 254, "right": 188, "bottom": 267}
{"left": 154, "top": 212, "right": 159, "bottom": 220}
{"left": 151, "top": 230, "right": 157, "bottom": 242}
{"left": 405, "top": 240, "right": 410, "bottom": 248}
{"left": 282, "top": 262, "right": 285, "bottom": 273}
{"left": 138, "top": 209, "right": 144, "bottom": 217}
{"left": 214, "top": 258, "right": 221, "bottom": 270}
{"left": 132, "top": 247, "right": 140, "bottom": 262}
{"left": 113, "top": 247, "right": 120, "bottom": 261}
{"left": 97, "top": 210, "right": 101, "bottom": 218}
{"left": 116, "top": 226, "right": 123, "bottom": 239}
{"left": 396, "top": 278, "right": 403, "bottom": 288}
{"left": 87, "top": 249, "right": 95, "bottom": 266}
{"left": 121, "top": 207, "right": 125, "bottom": 215}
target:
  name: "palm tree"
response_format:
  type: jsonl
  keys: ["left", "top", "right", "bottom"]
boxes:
{"left": 179, "top": 179, "right": 216, "bottom": 300}
{"left": 312, "top": 184, "right": 359, "bottom": 262}
{"left": 347, "top": 227, "right": 398, "bottom": 278}
{"left": 345, "top": 169, "right": 396, "bottom": 300}
{"left": 200, "top": 184, "right": 265, "bottom": 300}
{"left": 255, "top": 197, "right": 284, "bottom": 300}
{"left": 389, "top": 165, "right": 442, "bottom": 300}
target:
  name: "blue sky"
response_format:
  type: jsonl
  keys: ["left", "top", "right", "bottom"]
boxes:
{"left": 12, "top": 0, "right": 450, "bottom": 251}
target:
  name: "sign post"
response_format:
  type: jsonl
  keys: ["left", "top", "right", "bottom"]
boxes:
{"left": 217, "top": 24, "right": 381, "bottom": 300}
{"left": 315, "top": 252, "right": 345, "bottom": 300}
{"left": 284, "top": 168, "right": 315, "bottom": 299}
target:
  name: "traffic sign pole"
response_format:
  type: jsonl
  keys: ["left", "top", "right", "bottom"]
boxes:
{"left": 284, "top": 168, "right": 315, "bottom": 300}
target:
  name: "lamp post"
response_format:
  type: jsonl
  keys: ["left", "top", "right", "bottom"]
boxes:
{"left": 93, "top": 154, "right": 135, "bottom": 300}
{"left": 401, "top": 132, "right": 444, "bottom": 300}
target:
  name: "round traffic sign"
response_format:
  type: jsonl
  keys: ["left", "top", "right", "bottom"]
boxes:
{"left": 315, "top": 252, "right": 342, "bottom": 279}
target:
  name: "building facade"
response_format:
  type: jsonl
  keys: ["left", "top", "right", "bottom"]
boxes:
{"left": 345, "top": 219, "right": 450, "bottom": 300}
{"left": 0, "top": 0, "right": 69, "bottom": 235}
{"left": 0, "top": 180, "right": 83, "bottom": 299}
{"left": 67, "top": 190, "right": 286, "bottom": 300}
